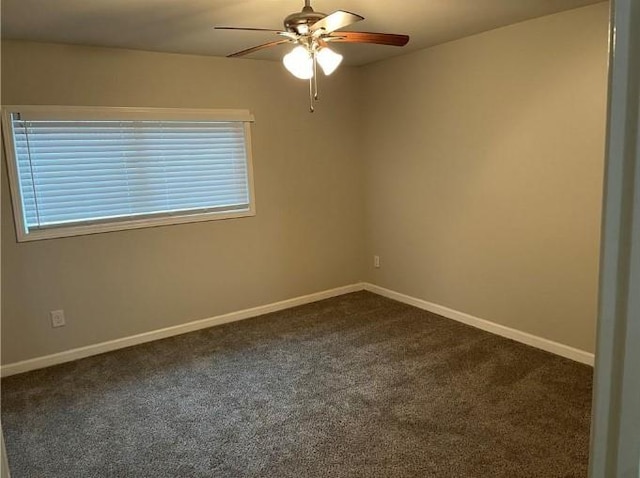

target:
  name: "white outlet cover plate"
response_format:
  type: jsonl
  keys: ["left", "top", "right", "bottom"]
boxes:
{"left": 50, "top": 310, "right": 66, "bottom": 327}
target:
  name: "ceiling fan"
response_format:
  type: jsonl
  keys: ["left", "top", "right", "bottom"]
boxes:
{"left": 215, "top": 0, "right": 409, "bottom": 112}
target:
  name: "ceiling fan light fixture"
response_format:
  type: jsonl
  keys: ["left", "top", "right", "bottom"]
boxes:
{"left": 219, "top": 1, "right": 409, "bottom": 111}
{"left": 283, "top": 45, "right": 314, "bottom": 79}
{"left": 316, "top": 46, "right": 343, "bottom": 75}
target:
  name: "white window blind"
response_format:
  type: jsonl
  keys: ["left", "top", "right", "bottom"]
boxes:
{"left": 3, "top": 107, "right": 255, "bottom": 241}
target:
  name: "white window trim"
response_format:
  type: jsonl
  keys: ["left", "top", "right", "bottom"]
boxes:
{"left": 1, "top": 106, "right": 256, "bottom": 242}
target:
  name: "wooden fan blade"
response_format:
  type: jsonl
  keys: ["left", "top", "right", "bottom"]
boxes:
{"left": 328, "top": 31, "right": 409, "bottom": 46}
{"left": 215, "top": 26, "right": 281, "bottom": 33}
{"left": 310, "top": 10, "right": 364, "bottom": 33}
{"left": 228, "top": 39, "right": 291, "bottom": 58}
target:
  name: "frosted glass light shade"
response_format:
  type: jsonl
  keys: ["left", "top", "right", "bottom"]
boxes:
{"left": 283, "top": 46, "right": 314, "bottom": 80}
{"left": 317, "top": 47, "right": 343, "bottom": 76}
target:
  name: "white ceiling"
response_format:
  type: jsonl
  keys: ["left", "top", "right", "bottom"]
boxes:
{"left": 1, "top": 0, "right": 605, "bottom": 66}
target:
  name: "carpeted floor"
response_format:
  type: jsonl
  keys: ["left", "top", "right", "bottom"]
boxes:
{"left": 1, "top": 291, "right": 593, "bottom": 477}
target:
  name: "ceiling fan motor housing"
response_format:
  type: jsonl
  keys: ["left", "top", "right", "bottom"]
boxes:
{"left": 284, "top": 6, "right": 327, "bottom": 33}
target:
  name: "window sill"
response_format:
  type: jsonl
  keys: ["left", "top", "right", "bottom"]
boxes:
{"left": 15, "top": 208, "right": 256, "bottom": 242}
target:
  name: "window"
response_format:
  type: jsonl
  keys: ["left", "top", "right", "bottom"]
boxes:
{"left": 2, "top": 106, "right": 255, "bottom": 241}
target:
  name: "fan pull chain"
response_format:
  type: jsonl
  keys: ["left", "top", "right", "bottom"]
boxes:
{"left": 313, "top": 51, "right": 319, "bottom": 100}
{"left": 309, "top": 77, "right": 314, "bottom": 112}
{"left": 307, "top": 50, "right": 319, "bottom": 112}
{"left": 308, "top": 50, "right": 319, "bottom": 112}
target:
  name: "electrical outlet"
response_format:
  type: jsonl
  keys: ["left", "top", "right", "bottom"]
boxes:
{"left": 50, "top": 309, "right": 66, "bottom": 328}
{"left": 374, "top": 255, "right": 381, "bottom": 268}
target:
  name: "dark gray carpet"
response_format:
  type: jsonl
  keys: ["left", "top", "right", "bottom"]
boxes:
{"left": 2, "top": 291, "right": 593, "bottom": 477}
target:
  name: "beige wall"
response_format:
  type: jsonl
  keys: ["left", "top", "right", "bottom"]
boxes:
{"left": 361, "top": 3, "right": 609, "bottom": 353}
{"left": 1, "top": 3, "right": 609, "bottom": 365}
{"left": 1, "top": 41, "right": 366, "bottom": 364}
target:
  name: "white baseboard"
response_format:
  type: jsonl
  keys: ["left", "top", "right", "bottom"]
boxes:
{"left": 363, "top": 283, "right": 595, "bottom": 366}
{"left": 1, "top": 281, "right": 594, "bottom": 376}
{"left": 0, "top": 283, "right": 364, "bottom": 377}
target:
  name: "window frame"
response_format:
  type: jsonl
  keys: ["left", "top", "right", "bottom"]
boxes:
{"left": 1, "top": 105, "right": 256, "bottom": 242}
